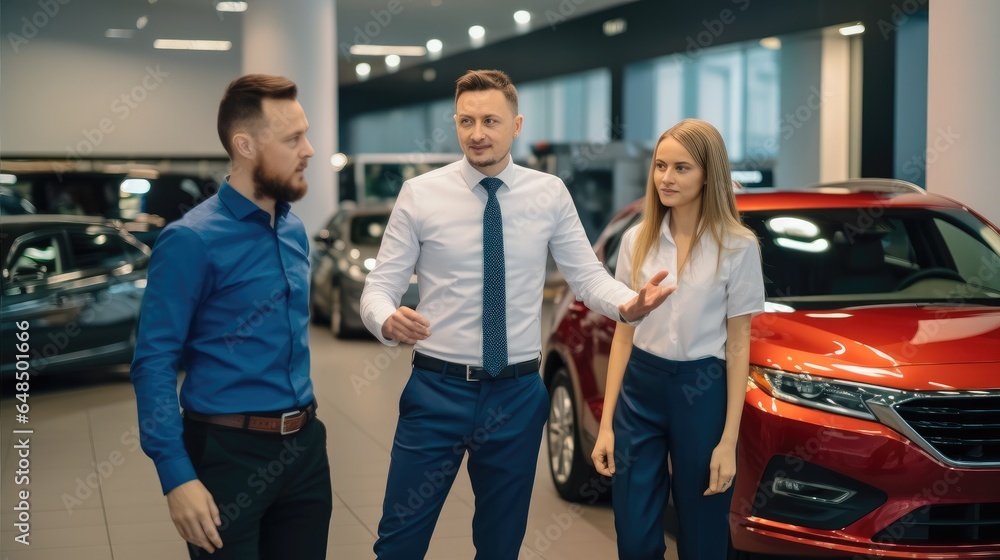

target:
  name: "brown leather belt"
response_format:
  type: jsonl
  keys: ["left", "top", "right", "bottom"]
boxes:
{"left": 184, "top": 401, "right": 317, "bottom": 435}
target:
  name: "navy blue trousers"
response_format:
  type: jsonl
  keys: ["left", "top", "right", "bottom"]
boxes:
{"left": 374, "top": 366, "right": 549, "bottom": 560}
{"left": 612, "top": 347, "right": 733, "bottom": 560}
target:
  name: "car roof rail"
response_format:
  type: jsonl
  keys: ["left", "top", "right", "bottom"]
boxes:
{"left": 804, "top": 178, "right": 926, "bottom": 195}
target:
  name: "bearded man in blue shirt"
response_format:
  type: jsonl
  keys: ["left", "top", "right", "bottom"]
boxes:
{"left": 130, "top": 74, "right": 332, "bottom": 559}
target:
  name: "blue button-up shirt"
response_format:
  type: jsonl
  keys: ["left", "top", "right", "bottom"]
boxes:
{"left": 130, "top": 181, "right": 313, "bottom": 494}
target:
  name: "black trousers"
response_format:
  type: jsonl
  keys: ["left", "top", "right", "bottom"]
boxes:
{"left": 183, "top": 415, "right": 333, "bottom": 559}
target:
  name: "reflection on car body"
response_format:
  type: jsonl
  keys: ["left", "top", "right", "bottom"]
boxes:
{"left": 543, "top": 179, "right": 1000, "bottom": 558}
{"left": 1, "top": 215, "right": 150, "bottom": 377}
{"left": 310, "top": 202, "right": 419, "bottom": 338}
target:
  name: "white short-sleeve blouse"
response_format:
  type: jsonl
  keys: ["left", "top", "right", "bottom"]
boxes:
{"left": 615, "top": 211, "right": 765, "bottom": 361}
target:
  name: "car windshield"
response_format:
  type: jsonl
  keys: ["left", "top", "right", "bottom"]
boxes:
{"left": 743, "top": 208, "right": 1000, "bottom": 309}
{"left": 350, "top": 214, "right": 390, "bottom": 246}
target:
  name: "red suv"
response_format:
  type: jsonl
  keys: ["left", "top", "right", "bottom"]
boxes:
{"left": 543, "top": 180, "right": 1000, "bottom": 558}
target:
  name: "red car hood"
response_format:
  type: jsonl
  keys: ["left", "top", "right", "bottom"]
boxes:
{"left": 751, "top": 305, "right": 1000, "bottom": 390}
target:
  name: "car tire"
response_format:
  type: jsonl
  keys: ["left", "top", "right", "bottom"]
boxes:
{"left": 331, "top": 285, "right": 346, "bottom": 338}
{"left": 547, "top": 367, "right": 605, "bottom": 502}
{"left": 331, "top": 285, "right": 363, "bottom": 339}
{"left": 309, "top": 283, "right": 330, "bottom": 325}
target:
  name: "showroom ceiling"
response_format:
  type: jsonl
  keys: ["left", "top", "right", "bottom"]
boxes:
{"left": 1, "top": 0, "right": 636, "bottom": 85}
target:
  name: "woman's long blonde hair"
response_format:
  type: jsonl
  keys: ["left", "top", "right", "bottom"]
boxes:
{"left": 630, "top": 119, "right": 757, "bottom": 290}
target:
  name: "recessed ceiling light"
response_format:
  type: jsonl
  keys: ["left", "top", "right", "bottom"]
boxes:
{"left": 385, "top": 55, "right": 400, "bottom": 70}
{"left": 153, "top": 39, "right": 232, "bottom": 51}
{"left": 136, "top": 16, "right": 148, "bottom": 29}
{"left": 838, "top": 23, "right": 865, "bottom": 36}
{"left": 603, "top": 18, "right": 627, "bottom": 36}
{"left": 356, "top": 63, "right": 371, "bottom": 77}
{"left": 759, "top": 36, "right": 781, "bottom": 50}
{"left": 120, "top": 179, "right": 151, "bottom": 194}
{"left": 423, "top": 68, "right": 437, "bottom": 82}
{"left": 468, "top": 25, "right": 485, "bottom": 39}
{"left": 349, "top": 44, "right": 427, "bottom": 56}
{"left": 216, "top": 2, "right": 247, "bottom": 12}
{"left": 514, "top": 11, "right": 531, "bottom": 25}
{"left": 426, "top": 39, "right": 443, "bottom": 53}
{"left": 106, "top": 29, "right": 134, "bottom": 39}
{"left": 330, "top": 153, "right": 348, "bottom": 171}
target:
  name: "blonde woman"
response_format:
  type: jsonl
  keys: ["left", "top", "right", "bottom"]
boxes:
{"left": 591, "top": 119, "right": 765, "bottom": 559}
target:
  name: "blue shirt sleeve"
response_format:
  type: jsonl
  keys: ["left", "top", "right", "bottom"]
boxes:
{"left": 130, "top": 225, "right": 210, "bottom": 494}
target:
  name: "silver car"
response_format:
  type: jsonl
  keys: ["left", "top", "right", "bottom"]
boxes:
{"left": 310, "top": 203, "right": 419, "bottom": 338}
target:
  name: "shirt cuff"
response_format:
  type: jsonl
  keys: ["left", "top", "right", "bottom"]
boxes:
{"left": 619, "top": 311, "right": 647, "bottom": 326}
{"left": 369, "top": 306, "right": 400, "bottom": 347}
{"left": 157, "top": 456, "right": 198, "bottom": 495}
{"left": 614, "top": 290, "right": 646, "bottom": 325}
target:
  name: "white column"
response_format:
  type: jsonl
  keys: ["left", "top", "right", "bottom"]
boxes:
{"left": 242, "top": 0, "right": 337, "bottom": 240}
{"left": 818, "top": 27, "right": 852, "bottom": 183}
{"left": 927, "top": 0, "right": 1000, "bottom": 225}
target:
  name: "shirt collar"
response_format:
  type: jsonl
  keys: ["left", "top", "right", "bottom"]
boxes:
{"left": 459, "top": 156, "right": 516, "bottom": 192}
{"left": 660, "top": 209, "right": 676, "bottom": 245}
{"left": 218, "top": 179, "right": 290, "bottom": 222}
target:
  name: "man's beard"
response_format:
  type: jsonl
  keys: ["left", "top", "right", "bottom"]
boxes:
{"left": 253, "top": 160, "right": 307, "bottom": 203}
{"left": 468, "top": 150, "right": 507, "bottom": 170}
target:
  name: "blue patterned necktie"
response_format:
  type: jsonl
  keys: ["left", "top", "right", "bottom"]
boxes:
{"left": 480, "top": 177, "right": 508, "bottom": 377}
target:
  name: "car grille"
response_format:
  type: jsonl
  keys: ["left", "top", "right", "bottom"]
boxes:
{"left": 893, "top": 396, "right": 1000, "bottom": 465}
{"left": 873, "top": 503, "right": 1000, "bottom": 544}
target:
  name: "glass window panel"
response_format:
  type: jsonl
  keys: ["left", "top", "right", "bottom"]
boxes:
{"left": 746, "top": 46, "right": 781, "bottom": 161}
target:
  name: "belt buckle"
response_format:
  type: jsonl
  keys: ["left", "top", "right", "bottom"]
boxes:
{"left": 280, "top": 410, "right": 302, "bottom": 435}
{"left": 465, "top": 365, "right": 483, "bottom": 382}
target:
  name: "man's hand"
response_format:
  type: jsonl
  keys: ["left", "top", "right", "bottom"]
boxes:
{"left": 381, "top": 306, "right": 431, "bottom": 344}
{"left": 166, "top": 479, "right": 223, "bottom": 553}
{"left": 618, "top": 270, "right": 677, "bottom": 323}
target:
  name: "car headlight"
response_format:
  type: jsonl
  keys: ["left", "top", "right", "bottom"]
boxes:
{"left": 347, "top": 264, "right": 367, "bottom": 282}
{"left": 749, "top": 366, "right": 903, "bottom": 421}
{"left": 337, "top": 258, "right": 368, "bottom": 282}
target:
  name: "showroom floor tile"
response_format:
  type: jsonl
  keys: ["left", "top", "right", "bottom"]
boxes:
{"left": 1, "top": 320, "right": 679, "bottom": 559}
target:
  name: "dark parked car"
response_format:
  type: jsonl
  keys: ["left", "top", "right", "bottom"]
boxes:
{"left": 0, "top": 186, "right": 37, "bottom": 215}
{"left": 543, "top": 180, "right": 1000, "bottom": 558}
{"left": 1, "top": 215, "right": 150, "bottom": 377}
{"left": 309, "top": 203, "right": 419, "bottom": 338}
{"left": 0, "top": 166, "right": 219, "bottom": 247}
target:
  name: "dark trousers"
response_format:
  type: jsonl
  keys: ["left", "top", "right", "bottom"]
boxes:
{"left": 183, "top": 413, "right": 333, "bottom": 559}
{"left": 612, "top": 347, "right": 733, "bottom": 560}
{"left": 374, "top": 366, "right": 549, "bottom": 560}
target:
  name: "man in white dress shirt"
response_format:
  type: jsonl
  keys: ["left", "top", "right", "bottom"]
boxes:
{"left": 360, "top": 69, "right": 674, "bottom": 560}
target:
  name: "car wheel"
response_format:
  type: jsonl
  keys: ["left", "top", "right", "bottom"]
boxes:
{"left": 330, "top": 285, "right": 346, "bottom": 338}
{"left": 331, "top": 286, "right": 364, "bottom": 339}
{"left": 309, "top": 283, "right": 330, "bottom": 325}
{"left": 548, "top": 367, "right": 601, "bottom": 502}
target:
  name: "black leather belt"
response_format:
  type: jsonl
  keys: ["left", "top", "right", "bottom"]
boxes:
{"left": 412, "top": 351, "right": 540, "bottom": 381}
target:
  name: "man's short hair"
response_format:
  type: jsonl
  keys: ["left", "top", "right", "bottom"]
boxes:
{"left": 217, "top": 74, "right": 298, "bottom": 157}
{"left": 454, "top": 69, "right": 518, "bottom": 115}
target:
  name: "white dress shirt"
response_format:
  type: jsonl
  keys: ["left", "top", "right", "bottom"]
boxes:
{"left": 616, "top": 211, "right": 765, "bottom": 361}
{"left": 361, "top": 156, "right": 638, "bottom": 364}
